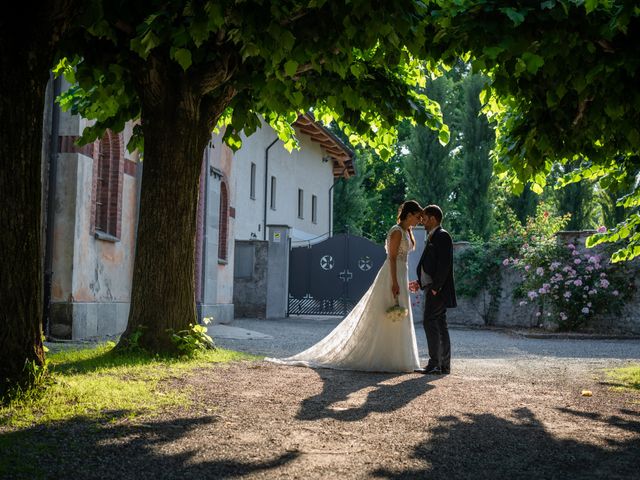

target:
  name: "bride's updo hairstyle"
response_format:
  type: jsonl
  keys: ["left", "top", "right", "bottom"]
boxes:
{"left": 397, "top": 200, "right": 422, "bottom": 247}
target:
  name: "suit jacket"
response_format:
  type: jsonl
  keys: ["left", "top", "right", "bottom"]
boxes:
{"left": 416, "top": 226, "right": 457, "bottom": 308}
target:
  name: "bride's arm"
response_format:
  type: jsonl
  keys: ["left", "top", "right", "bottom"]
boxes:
{"left": 387, "top": 229, "right": 402, "bottom": 297}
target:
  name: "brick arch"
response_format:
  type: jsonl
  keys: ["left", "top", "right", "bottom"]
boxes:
{"left": 92, "top": 129, "right": 124, "bottom": 239}
{"left": 218, "top": 181, "right": 229, "bottom": 261}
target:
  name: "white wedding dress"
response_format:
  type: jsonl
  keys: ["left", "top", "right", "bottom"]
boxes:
{"left": 266, "top": 225, "right": 420, "bottom": 373}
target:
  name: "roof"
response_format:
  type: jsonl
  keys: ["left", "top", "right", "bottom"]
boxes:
{"left": 293, "top": 113, "right": 355, "bottom": 178}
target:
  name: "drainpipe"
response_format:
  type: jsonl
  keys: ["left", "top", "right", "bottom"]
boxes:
{"left": 263, "top": 138, "right": 278, "bottom": 240}
{"left": 43, "top": 74, "right": 61, "bottom": 338}
{"left": 200, "top": 141, "right": 211, "bottom": 305}
{"left": 327, "top": 166, "right": 348, "bottom": 238}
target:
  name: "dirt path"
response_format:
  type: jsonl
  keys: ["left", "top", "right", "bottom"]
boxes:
{"left": 6, "top": 357, "right": 636, "bottom": 479}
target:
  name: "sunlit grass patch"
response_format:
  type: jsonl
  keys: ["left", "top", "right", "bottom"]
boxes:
{"left": 606, "top": 364, "right": 640, "bottom": 392}
{"left": 0, "top": 343, "right": 258, "bottom": 429}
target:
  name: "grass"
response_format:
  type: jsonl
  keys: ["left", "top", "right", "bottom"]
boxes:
{"left": 0, "top": 342, "right": 259, "bottom": 429}
{"left": 606, "top": 364, "right": 640, "bottom": 392}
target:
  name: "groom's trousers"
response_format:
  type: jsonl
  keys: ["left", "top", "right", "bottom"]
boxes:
{"left": 423, "top": 289, "right": 451, "bottom": 371}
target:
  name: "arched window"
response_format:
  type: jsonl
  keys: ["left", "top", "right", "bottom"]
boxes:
{"left": 218, "top": 181, "right": 229, "bottom": 261}
{"left": 93, "top": 130, "right": 124, "bottom": 240}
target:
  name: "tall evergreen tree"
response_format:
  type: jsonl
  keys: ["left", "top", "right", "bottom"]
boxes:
{"left": 332, "top": 152, "right": 376, "bottom": 236}
{"left": 551, "top": 164, "right": 596, "bottom": 230}
{"left": 456, "top": 74, "right": 495, "bottom": 240}
{"left": 403, "top": 75, "right": 455, "bottom": 210}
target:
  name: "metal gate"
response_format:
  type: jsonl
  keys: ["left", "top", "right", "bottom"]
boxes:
{"left": 288, "top": 233, "right": 386, "bottom": 316}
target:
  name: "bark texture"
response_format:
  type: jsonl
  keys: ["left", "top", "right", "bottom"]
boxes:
{"left": 0, "top": 1, "right": 76, "bottom": 396}
{"left": 120, "top": 54, "right": 235, "bottom": 353}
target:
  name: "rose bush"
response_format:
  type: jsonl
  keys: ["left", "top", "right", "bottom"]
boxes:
{"left": 509, "top": 235, "right": 633, "bottom": 331}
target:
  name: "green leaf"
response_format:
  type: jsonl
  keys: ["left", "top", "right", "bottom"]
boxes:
{"left": 584, "top": 0, "right": 599, "bottom": 14}
{"left": 438, "top": 126, "right": 450, "bottom": 146}
{"left": 531, "top": 182, "right": 544, "bottom": 194}
{"left": 522, "top": 53, "right": 544, "bottom": 74}
{"left": 284, "top": 60, "right": 298, "bottom": 77}
{"left": 502, "top": 8, "right": 526, "bottom": 26}
{"left": 171, "top": 47, "right": 192, "bottom": 71}
{"left": 483, "top": 46, "right": 504, "bottom": 59}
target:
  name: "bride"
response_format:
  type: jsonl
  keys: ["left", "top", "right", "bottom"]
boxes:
{"left": 266, "top": 200, "right": 423, "bottom": 373}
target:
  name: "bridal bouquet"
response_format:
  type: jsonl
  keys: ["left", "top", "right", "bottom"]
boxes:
{"left": 386, "top": 303, "right": 408, "bottom": 322}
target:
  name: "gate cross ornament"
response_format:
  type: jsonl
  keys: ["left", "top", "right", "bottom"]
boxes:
{"left": 339, "top": 269, "right": 353, "bottom": 282}
{"left": 320, "top": 255, "right": 334, "bottom": 270}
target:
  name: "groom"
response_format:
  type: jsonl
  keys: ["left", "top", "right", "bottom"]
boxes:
{"left": 410, "top": 205, "right": 457, "bottom": 375}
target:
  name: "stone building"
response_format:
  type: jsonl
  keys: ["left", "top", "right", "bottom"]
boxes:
{"left": 43, "top": 76, "right": 354, "bottom": 339}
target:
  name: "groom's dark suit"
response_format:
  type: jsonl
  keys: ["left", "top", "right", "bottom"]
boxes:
{"left": 416, "top": 225, "right": 457, "bottom": 372}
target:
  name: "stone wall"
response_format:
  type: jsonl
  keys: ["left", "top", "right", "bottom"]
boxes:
{"left": 233, "top": 240, "right": 269, "bottom": 318}
{"left": 449, "top": 231, "right": 640, "bottom": 334}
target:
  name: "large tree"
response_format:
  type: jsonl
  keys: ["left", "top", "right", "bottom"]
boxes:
{"left": 59, "top": 0, "right": 448, "bottom": 353}
{"left": 0, "top": 1, "right": 80, "bottom": 397}
{"left": 425, "top": 0, "right": 640, "bottom": 261}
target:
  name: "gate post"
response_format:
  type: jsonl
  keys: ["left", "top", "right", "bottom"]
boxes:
{"left": 266, "top": 224, "right": 290, "bottom": 318}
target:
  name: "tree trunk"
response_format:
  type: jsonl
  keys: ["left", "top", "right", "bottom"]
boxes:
{"left": 0, "top": 2, "right": 75, "bottom": 396}
{"left": 120, "top": 62, "right": 221, "bottom": 353}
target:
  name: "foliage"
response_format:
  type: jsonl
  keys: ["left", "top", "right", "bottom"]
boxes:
{"left": 57, "top": 0, "right": 449, "bottom": 159}
{"left": 424, "top": 0, "right": 640, "bottom": 260}
{"left": 0, "top": 342, "right": 256, "bottom": 428}
{"left": 453, "top": 240, "right": 504, "bottom": 324}
{"left": 454, "top": 202, "right": 569, "bottom": 324}
{"left": 550, "top": 163, "right": 597, "bottom": 231}
{"left": 168, "top": 318, "right": 215, "bottom": 357}
{"left": 403, "top": 72, "right": 457, "bottom": 210}
{"left": 357, "top": 142, "right": 409, "bottom": 244}
{"left": 508, "top": 211, "right": 634, "bottom": 330}
{"left": 455, "top": 72, "right": 495, "bottom": 240}
{"left": 117, "top": 324, "right": 147, "bottom": 354}
{"left": 0, "top": 357, "right": 52, "bottom": 407}
{"left": 331, "top": 152, "right": 376, "bottom": 236}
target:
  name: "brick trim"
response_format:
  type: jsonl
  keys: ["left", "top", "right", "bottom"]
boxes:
{"left": 218, "top": 181, "right": 229, "bottom": 261}
{"left": 124, "top": 159, "right": 137, "bottom": 177}
{"left": 59, "top": 135, "right": 95, "bottom": 157}
{"left": 91, "top": 130, "right": 124, "bottom": 240}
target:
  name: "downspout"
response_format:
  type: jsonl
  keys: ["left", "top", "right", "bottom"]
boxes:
{"left": 263, "top": 138, "right": 278, "bottom": 240}
{"left": 328, "top": 166, "right": 348, "bottom": 237}
{"left": 43, "top": 74, "right": 61, "bottom": 338}
{"left": 200, "top": 142, "right": 211, "bottom": 304}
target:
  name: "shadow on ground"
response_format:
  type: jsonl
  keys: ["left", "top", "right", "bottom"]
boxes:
{"left": 297, "top": 370, "right": 439, "bottom": 421}
{"left": 0, "top": 412, "right": 298, "bottom": 480}
{"left": 372, "top": 406, "right": 640, "bottom": 479}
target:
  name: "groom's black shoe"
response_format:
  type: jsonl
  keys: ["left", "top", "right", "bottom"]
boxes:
{"left": 415, "top": 366, "right": 442, "bottom": 375}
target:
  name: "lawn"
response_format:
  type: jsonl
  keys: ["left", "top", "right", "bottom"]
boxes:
{"left": 606, "top": 363, "right": 640, "bottom": 392}
{"left": 0, "top": 342, "right": 258, "bottom": 429}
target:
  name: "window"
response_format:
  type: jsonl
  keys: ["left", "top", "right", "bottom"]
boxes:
{"left": 218, "top": 182, "right": 229, "bottom": 261}
{"left": 250, "top": 162, "right": 256, "bottom": 199}
{"left": 270, "top": 176, "right": 276, "bottom": 210}
{"left": 312, "top": 195, "right": 318, "bottom": 224}
{"left": 298, "top": 189, "right": 304, "bottom": 219}
{"left": 93, "top": 130, "right": 124, "bottom": 240}
{"left": 234, "top": 243, "right": 255, "bottom": 279}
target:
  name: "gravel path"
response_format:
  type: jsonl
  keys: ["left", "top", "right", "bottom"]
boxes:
{"left": 3, "top": 318, "right": 639, "bottom": 479}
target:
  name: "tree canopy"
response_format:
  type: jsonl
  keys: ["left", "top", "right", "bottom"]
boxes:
{"left": 423, "top": 0, "right": 640, "bottom": 260}
{"left": 58, "top": 0, "right": 449, "bottom": 158}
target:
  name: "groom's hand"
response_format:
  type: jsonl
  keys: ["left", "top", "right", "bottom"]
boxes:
{"left": 431, "top": 289, "right": 438, "bottom": 295}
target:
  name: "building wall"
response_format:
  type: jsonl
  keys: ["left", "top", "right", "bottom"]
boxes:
{"left": 231, "top": 121, "right": 334, "bottom": 244}
{"left": 49, "top": 106, "right": 140, "bottom": 339}
{"left": 199, "top": 134, "right": 235, "bottom": 323}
